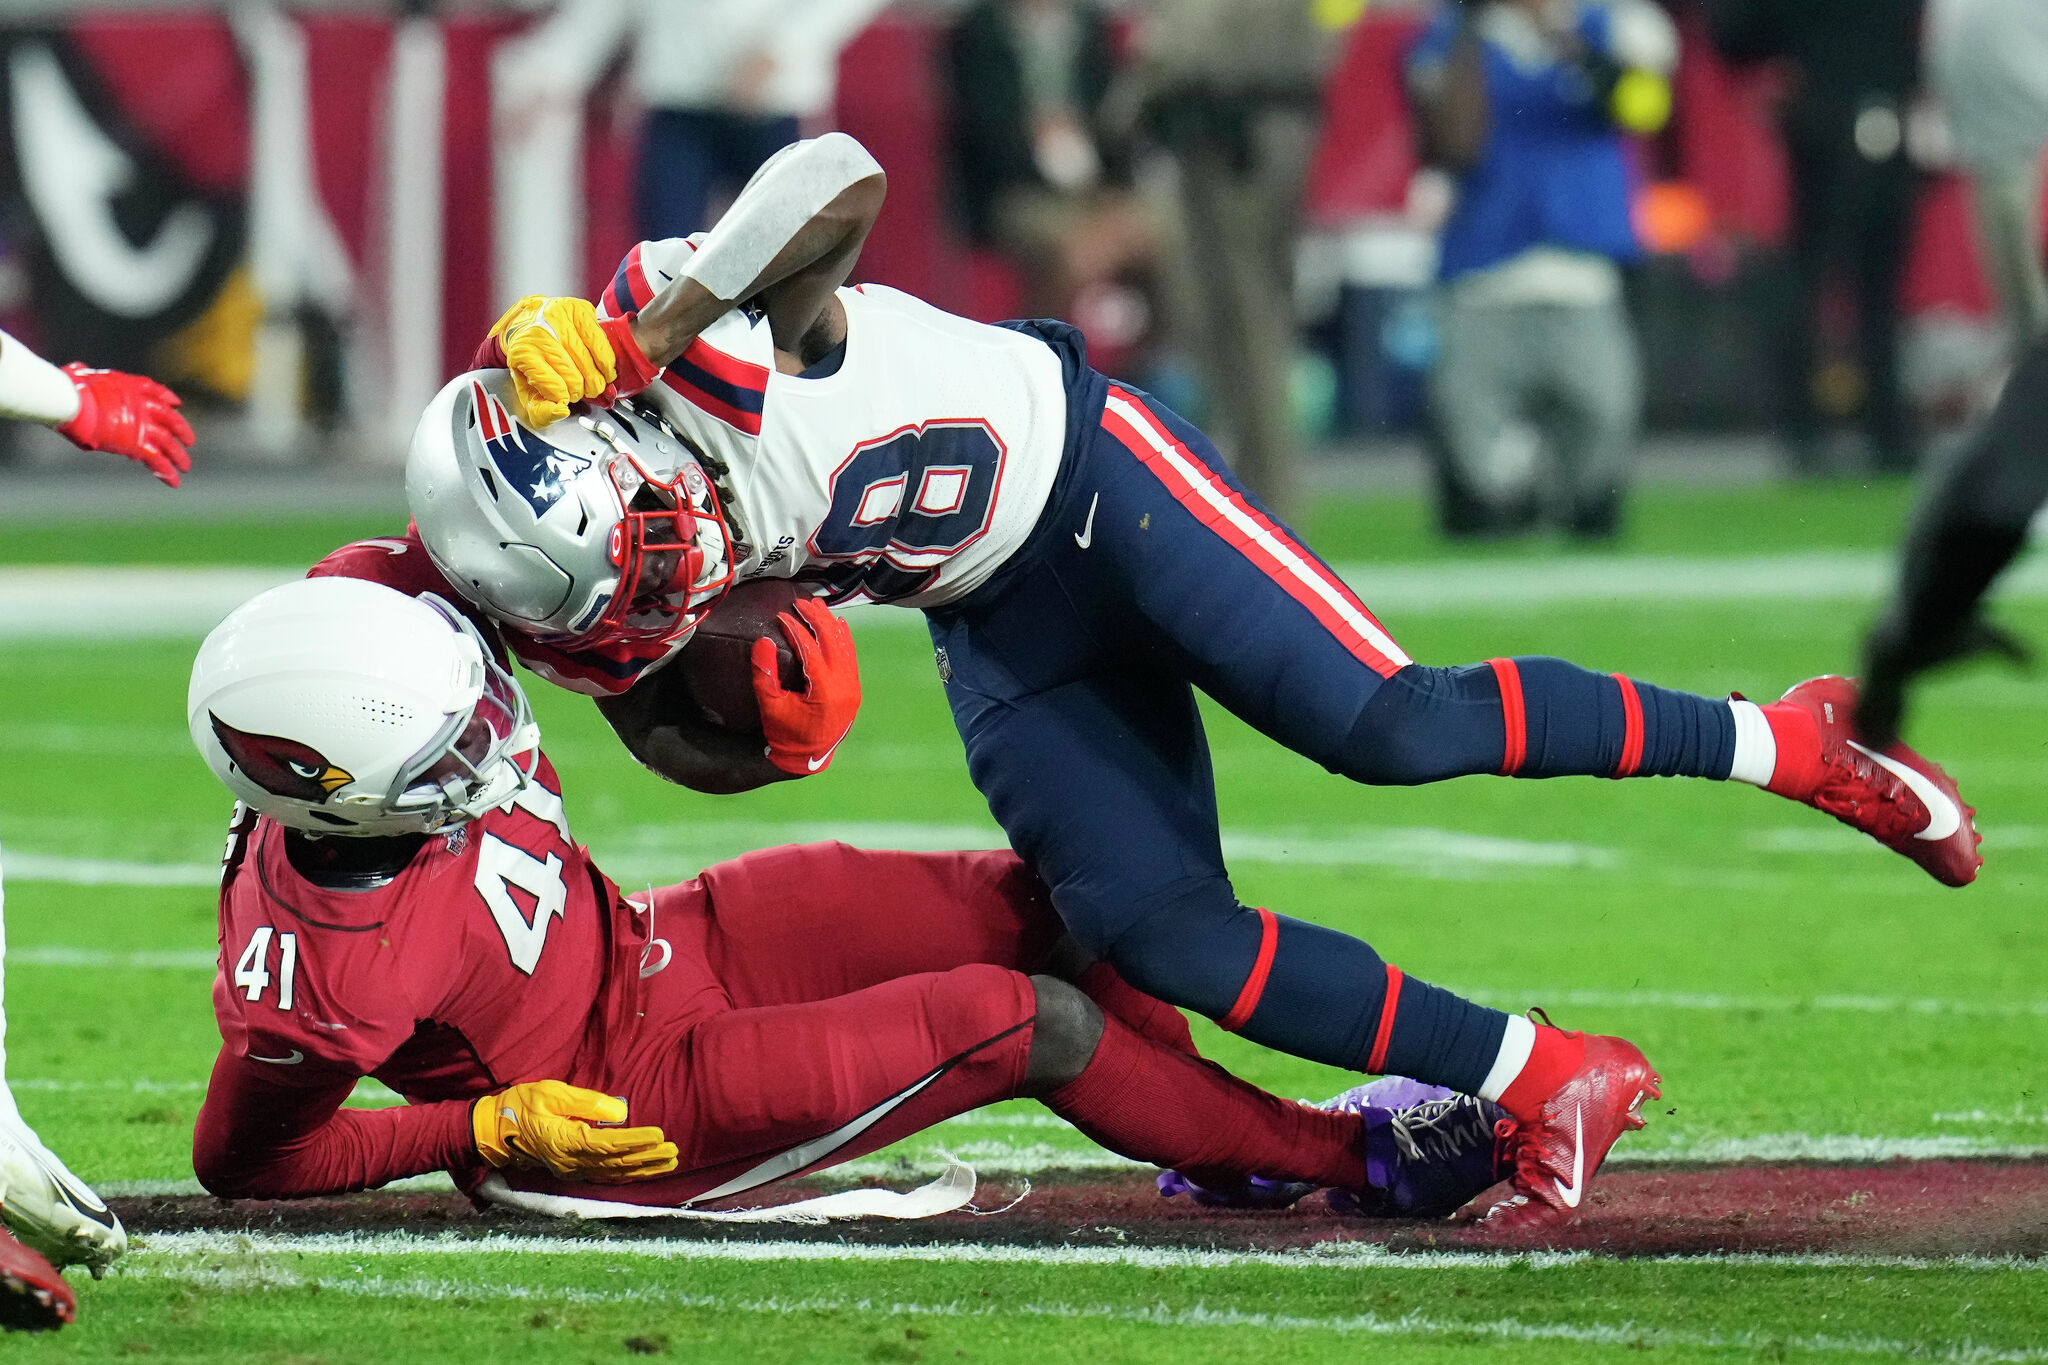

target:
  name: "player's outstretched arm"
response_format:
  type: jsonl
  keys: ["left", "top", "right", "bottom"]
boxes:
{"left": 192, "top": 1049, "right": 479, "bottom": 1200}
{"left": 481, "top": 134, "right": 885, "bottom": 425}
{"left": 0, "top": 332, "right": 193, "bottom": 486}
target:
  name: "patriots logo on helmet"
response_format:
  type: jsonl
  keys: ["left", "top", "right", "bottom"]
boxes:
{"left": 473, "top": 382, "right": 591, "bottom": 516}
{"left": 210, "top": 715, "right": 355, "bottom": 803}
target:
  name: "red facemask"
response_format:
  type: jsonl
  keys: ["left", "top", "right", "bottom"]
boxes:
{"left": 579, "top": 451, "right": 736, "bottom": 648}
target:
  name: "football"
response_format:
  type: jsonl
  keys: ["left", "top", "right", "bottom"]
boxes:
{"left": 670, "top": 577, "right": 809, "bottom": 733}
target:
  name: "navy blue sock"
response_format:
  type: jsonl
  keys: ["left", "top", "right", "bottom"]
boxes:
{"left": 1340, "top": 660, "right": 1736, "bottom": 784}
{"left": 1376, "top": 973, "right": 1511, "bottom": 1095}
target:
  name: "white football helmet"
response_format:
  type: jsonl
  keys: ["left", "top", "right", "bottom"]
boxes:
{"left": 189, "top": 577, "right": 538, "bottom": 837}
{"left": 407, "top": 369, "right": 738, "bottom": 649}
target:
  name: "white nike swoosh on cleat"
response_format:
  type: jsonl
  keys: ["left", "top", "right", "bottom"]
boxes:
{"left": 1846, "top": 741, "right": 1963, "bottom": 841}
{"left": 1553, "top": 1106, "right": 1586, "bottom": 1208}
{"left": 1074, "top": 493, "right": 1100, "bottom": 549}
{"left": 250, "top": 1050, "right": 304, "bottom": 1065}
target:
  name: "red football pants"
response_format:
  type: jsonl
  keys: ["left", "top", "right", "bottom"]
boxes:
{"left": 506, "top": 843, "right": 1064, "bottom": 1206}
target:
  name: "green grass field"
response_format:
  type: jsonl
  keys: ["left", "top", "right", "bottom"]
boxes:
{"left": 3, "top": 480, "right": 2046, "bottom": 1361}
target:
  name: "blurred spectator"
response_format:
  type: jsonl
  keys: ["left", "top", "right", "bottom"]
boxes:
{"left": 1406, "top": 0, "right": 1677, "bottom": 540}
{"left": 509, "top": 0, "right": 888, "bottom": 242}
{"left": 1133, "top": 0, "right": 1347, "bottom": 520}
{"left": 1707, "top": 0, "right": 1925, "bottom": 472}
{"left": 946, "top": 0, "right": 1167, "bottom": 362}
{"left": 1927, "top": 0, "right": 2048, "bottom": 350}
{"left": 634, "top": 0, "right": 889, "bottom": 239}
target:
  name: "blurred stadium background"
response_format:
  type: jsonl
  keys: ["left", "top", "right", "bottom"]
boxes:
{"left": 0, "top": 0, "right": 2024, "bottom": 497}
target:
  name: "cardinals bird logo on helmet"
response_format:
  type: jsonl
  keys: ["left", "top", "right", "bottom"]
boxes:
{"left": 209, "top": 717, "right": 354, "bottom": 802}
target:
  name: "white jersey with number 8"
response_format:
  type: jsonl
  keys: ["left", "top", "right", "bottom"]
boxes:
{"left": 599, "top": 237, "right": 1068, "bottom": 608}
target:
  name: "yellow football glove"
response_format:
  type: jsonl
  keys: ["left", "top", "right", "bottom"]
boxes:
{"left": 488, "top": 295, "right": 617, "bottom": 427}
{"left": 471, "top": 1080, "right": 679, "bottom": 1182}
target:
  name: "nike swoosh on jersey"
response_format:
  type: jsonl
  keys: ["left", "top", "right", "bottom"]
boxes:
{"left": 1074, "top": 492, "right": 1100, "bottom": 549}
{"left": 250, "top": 1049, "right": 305, "bottom": 1065}
{"left": 1553, "top": 1106, "right": 1586, "bottom": 1208}
{"left": 1845, "top": 741, "right": 1963, "bottom": 841}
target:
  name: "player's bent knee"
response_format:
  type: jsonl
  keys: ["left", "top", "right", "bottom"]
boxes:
{"left": 1340, "top": 663, "right": 1505, "bottom": 784}
{"left": 1022, "top": 976, "right": 1104, "bottom": 1095}
{"left": 1099, "top": 889, "right": 1270, "bottom": 1024}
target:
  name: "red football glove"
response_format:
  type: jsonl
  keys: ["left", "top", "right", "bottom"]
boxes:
{"left": 54, "top": 364, "right": 194, "bottom": 488}
{"left": 753, "top": 597, "right": 861, "bottom": 776}
{"left": 597, "top": 313, "right": 663, "bottom": 399}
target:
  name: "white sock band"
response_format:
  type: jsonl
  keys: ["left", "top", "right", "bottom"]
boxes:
{"left": 1727, "top": 698, "right": 1777, "bottom": 787}
{"left": 681, "top": 132, "right": 884, "bottom": 303}
{"left": 1476, "top": 1013, "right": 1536, "bottom": 1102}
{"left": 0, "top": 332, "right": 78, "bottom": 426}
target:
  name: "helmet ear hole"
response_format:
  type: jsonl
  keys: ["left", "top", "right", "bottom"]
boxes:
{"left": 492, "top": 544, "right": 577, "bottom": 623}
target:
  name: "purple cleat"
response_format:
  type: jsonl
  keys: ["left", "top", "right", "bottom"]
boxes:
{"left": 1157, "top": 1077, "right": 1515, "bottom": 1219}
{"left": 1155, "top": 1168, "right": 1318, "bottom": 1209}
{"left": 1329, "top": 1082, "right": 1517, "bottom": 1219}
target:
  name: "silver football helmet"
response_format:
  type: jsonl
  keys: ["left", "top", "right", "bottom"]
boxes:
{"left": 406, "top": 370, "right": 737, "bottom": 649}
{"left": 189, "top": 577, "right": 538, "bottom": 837}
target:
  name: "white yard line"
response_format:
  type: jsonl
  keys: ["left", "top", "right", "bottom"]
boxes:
{"left": 1333, "top": 551, "right": 2048, "bottom": 612}
{"left": 106, "top": 1260, "right": 2048, "bottom": 1360}
{"left": 9, "top": 946, "right": 216, "bottom": 968}
{"left": 124, "top": 1229, "right": 2048, "bottom": 1274}
{"left": 1617, "top": 1135, "right": 2048, "bottom": 1164}
{"left": 2, "top": 822, "right": 1618, "bottom": 891}
{"left": 2, "top": 855, "right": 220, "bottom": 888}
{"left": 12, "top": 551, "right": 2048, "bottom": 643}
{"left": 0, "top": 566, "right": 298, "bottom": 638}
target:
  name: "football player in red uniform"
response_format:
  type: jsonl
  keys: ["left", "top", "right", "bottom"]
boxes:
{"left": 0, "top": 333, "right": 189, "bottom": 1329}
{"left": 187, "top": 577, "right": 1514, "bottom": 1221}
{"left": 368, "top": 133, "right": 1978, "bottom": 1230}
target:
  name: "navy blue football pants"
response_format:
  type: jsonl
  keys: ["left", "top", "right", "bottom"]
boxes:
{"left": 928, "top": 387, "right": 1736, "bottom": 1089}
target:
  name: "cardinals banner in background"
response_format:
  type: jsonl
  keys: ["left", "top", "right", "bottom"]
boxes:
{"left": 0, "top": 8, "right": 520, "bottom": 457}
{"left": 0, "top": 23, "right": 249, "bottom": 397}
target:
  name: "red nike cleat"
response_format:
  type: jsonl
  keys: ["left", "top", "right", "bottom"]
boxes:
{"left": 0, "top": 1227, "right": 73, "bottom": 1332}
{"left": 1767, "top": 675, "right": 1982, "bottom": 887}
{"left": 1476, "top": 1018, "right": 1659, "bottom": 1234}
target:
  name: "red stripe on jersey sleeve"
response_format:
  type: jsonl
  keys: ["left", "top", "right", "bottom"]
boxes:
{"left": 682, "top": 338, "right": 771, "bottom": 393}
{"left": 658, "top": 371, "right": 765, "bottom": 437}
{"left": 625, "top": 243, "right": 652, "bottom": 312}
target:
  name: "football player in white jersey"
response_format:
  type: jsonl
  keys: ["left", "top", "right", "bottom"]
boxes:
{"left": 413, "top": 132, "right": 1980, "bottom": 1232}
{"left": 0, "top": 334, "right": 182, "bottom": 1327}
